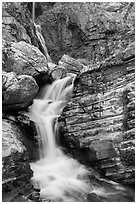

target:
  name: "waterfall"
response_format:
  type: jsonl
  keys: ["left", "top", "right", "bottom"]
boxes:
{"left": 35, "top": 24, "right": 52, "bottom": 62}
{"left": 28, "top": 74, "right": 134, "bottom": 202}
{"left": 29, "top": 74, "right": 92, "bottom": 201}
{"left": 32, "top": 2, "right": 52, "bottom": 62}
{"left": 28, "top": 6, "right": 134, "bottom": 200}
{"left": 32, "top": 2, "right": 35, "bottom": 23}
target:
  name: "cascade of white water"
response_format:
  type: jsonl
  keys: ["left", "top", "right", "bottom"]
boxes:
{"left": 32, "top": 2, "right": 35, "bottom": 23}
{"left": 32, "top": 2, "right": 52, "bottom": 62}
{"left": 28, "top": 7, "right": 135, "bottom": 200}
{"left": 35, "top": 23, "right": 52, "bottom": 62}
{"left": 29, "top": 74, "right": 92, "bottom": 201}
{"left": 27, "top": 64, "right": 135, "bottom": 202}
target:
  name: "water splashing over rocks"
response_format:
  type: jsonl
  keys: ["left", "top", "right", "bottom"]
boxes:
{"left": 27, "top": 6, "right": 134, "bottom": 201}
{"left": 28, "top": 74, "right": 134, "bottom": 202}
{"left": 29, "top": 74, "right": 93, "bottom": 201}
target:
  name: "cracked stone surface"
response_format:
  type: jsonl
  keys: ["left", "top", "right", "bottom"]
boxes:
{"left": 60, "top": 44, "right": 135, "bottom": 186}
{"left": 2, "top": 71, "right": 39, "bottom": 110}
{"left": 2, "top": 40, "right": 49, "bottom": 77}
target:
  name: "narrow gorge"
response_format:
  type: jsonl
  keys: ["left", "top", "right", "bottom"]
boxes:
{"left": 2, "top": 2, "right": 135, "bottom": 202}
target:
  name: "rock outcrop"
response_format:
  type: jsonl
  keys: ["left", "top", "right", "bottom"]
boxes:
{"left": 2, "top": 2, "right": 135, "bottom": 200}
{"left": 2, "top": 2, "right": 39, "bottom": 46}
{"left": 35, "top": 2, "right": 135, "bottom": 63}
{"left": 60, "top": 43, "right": 135, "bottom": 186}
{"left": 2, "top": 119, "right": 33, "bottom": 201}
{"left": 2, "top": 71, "right": 39, "bottom": 111}
{"left": 2, "top": 39, "right": 52, "bottom": 111}
{"left": 2, "top": 2, "right": 52, "bottom": 200}
{"left": 2, "top": 40, "right": 49, "bottom": 77}
{"left": 51, "top": 54, "right": 86, "bottom": 79}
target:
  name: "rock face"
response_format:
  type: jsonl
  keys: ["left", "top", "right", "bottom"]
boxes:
{"left": 36, "top": 2, "right": 135, "bottom": 63}
{"left": 51, "top": 54, "right": 86, "bottom": 79}
{"left": 2, "top": 71, "right": 39, "bottom": 111}
{"left": 2, "top": 40, "right": 49, "bottom": 77}
{"left": 60, "top": 44, "right": 135, "bottom": 186}
{"left": 2, "top": 2, "right": 53, "bottom": 201}
{"left": 2, "top": 119, "right": 33, "bottom": 201}
{"left": 2, "top": 2, "right": 53, "bottom": 60}
{"left": 2, "top": 2, "right": 39, "bottom": 46}
{"left": 2, "top": 2, "right": 135, "bottom": 199}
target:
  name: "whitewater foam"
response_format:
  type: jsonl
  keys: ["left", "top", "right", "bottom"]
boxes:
{"left": 29, "top": 74, "right": 92, "bottom": 201}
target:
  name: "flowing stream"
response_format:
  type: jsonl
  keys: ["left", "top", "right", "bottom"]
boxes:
{"left": 29, "top": 74, "right": 93, "bottom": 201}
{"left": 28, "top": 75, "right": 134, "bottom": 202}
{"left": 28, "top": 4, "right": 134, "bottom": 201}
{"left": 34, "top": 23, "right": 52, "bottom": 63}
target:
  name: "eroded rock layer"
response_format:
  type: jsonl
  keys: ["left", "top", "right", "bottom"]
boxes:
{"left": 2, "top": 2, "right": 135, "bottom": 201}
{"left": 60, "top": 45, "right": 135, "bottom": 186}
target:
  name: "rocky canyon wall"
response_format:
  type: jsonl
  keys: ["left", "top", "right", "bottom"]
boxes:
{"left": 59, "top": 43, "right": 135, "bottom": 186}
{"left": 35, "top": 2, "right": 135, "bottom": 186}
{"left": 2, "top": 2, "right": 135, "bottom": 201}
{"left": 36, "top": 2, "right": 134, "bottom": 63}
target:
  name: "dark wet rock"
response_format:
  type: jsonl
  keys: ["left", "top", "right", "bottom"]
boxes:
{"left": 2, "top": 40, "right": 49, "bottom": 77}
{"left": 16, "top": 113, "right": 38, "bottom": 143}
{"left": 2, "top": 119, "right": 33, "bottom": 202}
{"left": 2, "top": 71, "right": 39, "bottom": 111}
{"left": 86, "top": 182, "right": 134, "bottom": 202}
{"left": 3, "top": 193, "right": 32, "bottom": 202}
{"left": 60, "top": 44, "right": 135, "bottom": 186}
{"left": 27, "top": 191, "right": 41, "bottom": 202}
{"left": 15, "top": 113, "right": 40, "bottom": 161}
{"left": 90, "top": 141, "right": 117, "bottom": 160}
{"left": 87, "top": 193, "right": 102, "bottom": 202}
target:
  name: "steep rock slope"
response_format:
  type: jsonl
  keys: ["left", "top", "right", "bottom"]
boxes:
{"left": 2, "top": 2, "right": 38, "bottom": 46}
{"left": 36, "top": 2, "right": 134, "bottom": 63}
{"left": 60, "top": 43, "right": 135, "bottom": 186}
{"left": 34, "top": 2, "right": 135, "bottom": 186}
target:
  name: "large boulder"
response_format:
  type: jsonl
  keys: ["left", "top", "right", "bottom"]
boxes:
{"left": 2, "top": 112, "right": 39, "bottom": 161}
{"left": 2, "top": 119, "right": 33, "bottom": 201}
{"left": 2, "top": 40, "right": 49, "bottom": 77}
{"left": 60, "top": 44, "right": 135, "bottom": 186}
{"left": 2, "top": 71, "right": 39, "bottom": 110}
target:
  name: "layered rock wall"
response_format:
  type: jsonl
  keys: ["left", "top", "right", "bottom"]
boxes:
{"left": 60, "top": 45, "right": 135, "bottom": 185}
{"left": 2, "top": 2, "right": 135, "bottom": 199}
